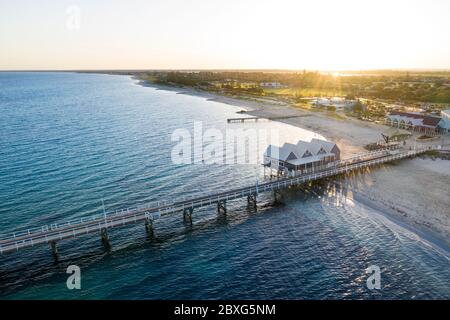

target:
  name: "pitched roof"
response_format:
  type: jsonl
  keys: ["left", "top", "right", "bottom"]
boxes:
{"left": 310, "top": 138, "right": 337, "bottom": 152}
{"left": 264, "top": 139, "right": 339, "bottom": 164}
{"left": 286, "top": 155, "right": 328, "bottom": 166}
{"left": 423, "top": 116, "right": 441, "bottom": 126}
{"left": 389, "top": 111, "right": 425, "bottom": 119}
{"left": 264, "top": 143, "right": 298, "bottom": 161}
{"left": 387, "top": 112, "right": 441, "bottom": 128}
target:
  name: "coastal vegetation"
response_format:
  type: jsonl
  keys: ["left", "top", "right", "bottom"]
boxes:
{"left": 122, "top": 70, "right": 449, "bottom": 125}
{"left": 138, "top": 70, "right": 450, "bottom": 104}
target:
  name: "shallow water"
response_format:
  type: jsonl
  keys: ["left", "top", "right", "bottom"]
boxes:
{"left": 0, "top": 72, "right": 448, "bottom": 299}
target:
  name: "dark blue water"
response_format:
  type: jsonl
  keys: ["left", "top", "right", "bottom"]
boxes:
{"left": 0, "top": 72, "right": 448, "bottom": 299}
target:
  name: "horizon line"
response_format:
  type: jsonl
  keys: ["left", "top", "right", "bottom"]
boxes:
{"left": 1, "top": 68, "right": 450, "bottom": 73}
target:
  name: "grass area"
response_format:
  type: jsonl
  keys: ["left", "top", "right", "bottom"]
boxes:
{"left": 264, "top": 87, "right": 348, "bottom": 97}
{"left": 141, "top": 74, "right": 159, "bottom": 83}
{"left": 390, "top": 134, "right": 411, "bottom": 141}
{"left": 423, "top": 150, "right": 440, "bottom": 157}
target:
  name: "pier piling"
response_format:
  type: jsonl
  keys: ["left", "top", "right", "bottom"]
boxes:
{"left": 247, "top": 194, "right": 257, "bottom": 209}
{"left": 217, "top": 200, "right": 227, "bottom": 214}
{"left": 274, "top": 190, "right": 283, "bottom": 204}
{"left": 144, "top": 217, "right": 154, "bottom": 238}
{"left": 183, "top": 208, "right": 193, "bottom": 225}
{"left": 49, "top": 241, "right": 59, "bottom": 262}
{"left": 100, "top": 228, "right": 111, "bottom": 249}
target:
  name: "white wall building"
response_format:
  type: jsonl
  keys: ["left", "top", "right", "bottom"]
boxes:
{"left": 260, "top": 82, "right": 286, "bottom": 88}
{"left": 312, "top": 97, "right": 357, "bottom": 111}
{"left": 385, "top": 111, "right": 443, "bottom": 134}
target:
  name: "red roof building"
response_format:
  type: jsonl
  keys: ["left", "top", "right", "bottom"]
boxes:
{"left": 386, "top": 111, "right": 443, "bottom": 133}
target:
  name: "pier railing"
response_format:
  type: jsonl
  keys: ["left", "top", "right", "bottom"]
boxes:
{"left": 0, "top": 147, "right": 430, "bottom": 255}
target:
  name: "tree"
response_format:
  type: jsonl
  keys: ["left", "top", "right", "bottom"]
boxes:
{"left": 354, "top": 100, "right": 363, "bottom": 113}
{"left": 345, "top": 93, "right": 355, "bottom": 100}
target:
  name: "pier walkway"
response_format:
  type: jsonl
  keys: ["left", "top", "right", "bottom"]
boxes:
{"left": 227, "top": 115, "right": 308, "bottom": 123}
{"left": 0, "top": 147, "right": 432, "bottom": 256}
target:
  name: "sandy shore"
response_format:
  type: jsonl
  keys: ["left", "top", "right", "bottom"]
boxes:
{"left": 138, "top": 80, "right": 450, "bottom": 249}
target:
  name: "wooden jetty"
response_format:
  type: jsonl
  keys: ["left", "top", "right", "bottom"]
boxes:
{"left": 227, "top": 115, "right": 308, "bottom": 123}
{"left": 0, "top": 147, "right": 432, "bottom": 257}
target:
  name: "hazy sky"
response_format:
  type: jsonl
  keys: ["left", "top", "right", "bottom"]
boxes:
{"left": 1, "top": 0, "right": 449, "bottom": 70}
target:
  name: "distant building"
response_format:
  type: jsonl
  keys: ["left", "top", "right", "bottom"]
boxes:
{"left": 264, "top": 139, "right": 340, "bottom": 175}
{"left": 239, "top": 82, "right": 258, "bottom": 89}
{"left": 440, "top": 110, "right": 450, "bottom": 133}
{"left": 385, "top": 111, "right": 443, "bottom": 134}
{"left": 211, "top": 80, "right": 258, "bottom": 89}
{"left": 312, "top": 97, "right": 357, "bottom": 111}
{"left": 260, "top": 82, "right": 286, "bottom": 88}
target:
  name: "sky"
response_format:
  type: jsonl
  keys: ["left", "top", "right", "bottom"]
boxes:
{"left": 1, "top": 0, "right": 449, "bottom": 71}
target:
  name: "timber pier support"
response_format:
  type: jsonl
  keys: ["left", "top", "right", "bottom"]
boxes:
{"left": 144, "top": 216, "right": 154, "bottom": 238}
{"left": 100, "top": 228, "right": 110, "bottom": 249}
{"left": 183, "top": 207, "right": 194, "bottom": 225}
{"left": 274, "top": 190, "right": 283, "bottom": 204}
{"left": 50, "top": 241, "right": 59, "bottom": 262}
{"left": 217, "top": 200, "right": 227, "bottom": 215}
{"left": 247, "top": 193, "right": 257, "bottom": 209}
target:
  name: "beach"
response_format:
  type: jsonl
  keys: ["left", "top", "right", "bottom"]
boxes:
{"left": 138, "top": 79, "right": 450, "bottom": 248}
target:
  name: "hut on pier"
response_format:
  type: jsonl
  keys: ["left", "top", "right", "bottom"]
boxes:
{"left": 263, "top": 138, "right": 340, "bottom": 176}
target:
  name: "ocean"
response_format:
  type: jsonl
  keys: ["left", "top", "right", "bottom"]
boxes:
{"left": 0, "top": 72, "right": 448, "bottom": 299}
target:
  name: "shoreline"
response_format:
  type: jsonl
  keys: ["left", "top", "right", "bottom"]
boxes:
{"left": 351, "top": 188, "right": 450, "bottom": 257}
{"left": 135, "top": 78, "right": 450, "bottom": 251}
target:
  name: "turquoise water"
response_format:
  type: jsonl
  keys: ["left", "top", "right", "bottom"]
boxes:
{"left": 0, "top": 72, "right": 448, "bottom": 299}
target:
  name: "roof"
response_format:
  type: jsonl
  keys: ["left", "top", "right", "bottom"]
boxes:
{"left": 423, "top": 116, "right": 441, "bottom": 126}
{"left": 310, "top": 138, "right": 337, "bottom": 152}
{"left": 389, "top": 111, "right": 426, "bottom": 119}
{"left": 264, "top": 143, "right": 298, "bottom": 161}
{"left": 387, "top": 111, "right": 442, "bottom": 128}
{"left": 264, "top": 138, "right": 339, "bottom": 165}
{"left": 285, "top": 155, "right": 326, "bottom": 166}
